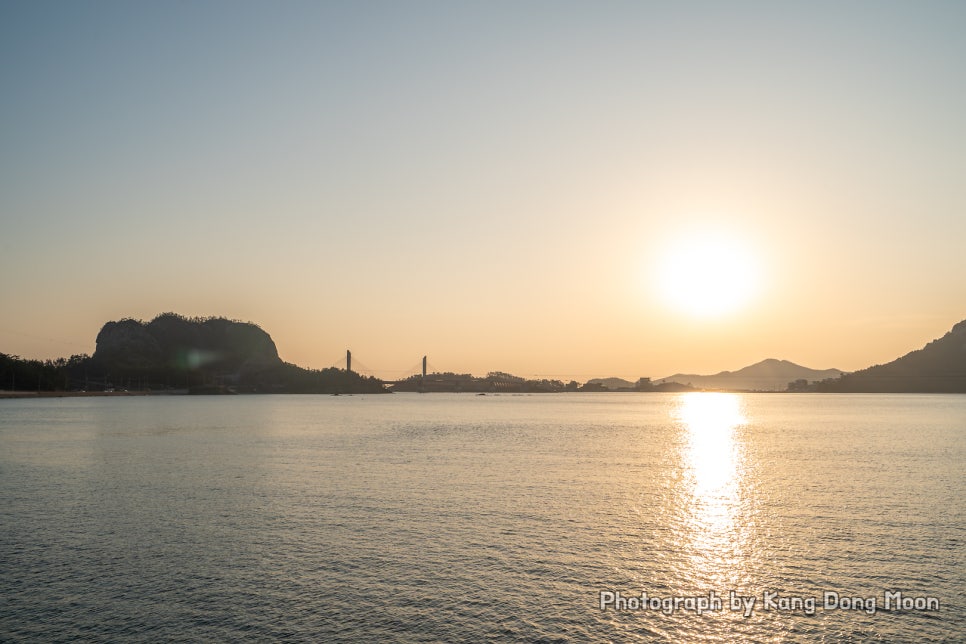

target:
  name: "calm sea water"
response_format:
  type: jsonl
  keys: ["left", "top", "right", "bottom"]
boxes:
{"left": 1, "top": 393, "right": 963, "bottom": 642}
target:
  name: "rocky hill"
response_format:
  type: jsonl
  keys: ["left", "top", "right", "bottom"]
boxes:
{"left": 87, "top": 313, "right": 384, "bottom": 394}
{"left": 93, "top": 313, "right": 281, "bottom": 374}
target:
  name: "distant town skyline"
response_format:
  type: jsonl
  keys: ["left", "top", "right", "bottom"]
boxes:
{"left": 2, "top": 1, "right": 964, "bottom": 380}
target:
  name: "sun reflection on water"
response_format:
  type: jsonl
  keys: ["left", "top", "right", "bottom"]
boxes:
{"left": 676, "top": 392, "right": 745, "bottom": 500}
{"left": 671, "top": 392, "right": 753, "bottom": 590}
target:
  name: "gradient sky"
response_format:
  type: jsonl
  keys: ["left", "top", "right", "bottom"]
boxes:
{"left": 2, "top": 1, "right": 965, "bottom": 381}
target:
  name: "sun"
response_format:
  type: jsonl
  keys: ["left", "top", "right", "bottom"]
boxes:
{"left": 656, "top": 231, "right": 760, "bottom": 318}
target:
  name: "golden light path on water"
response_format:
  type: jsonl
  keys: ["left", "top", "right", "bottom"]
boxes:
{"left": 672, "top": 393, "right": 757, "bottom": 594}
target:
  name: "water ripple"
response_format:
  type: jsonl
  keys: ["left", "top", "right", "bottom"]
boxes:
{"left": 1, "top": 393, "right": 963, "bottom": 641}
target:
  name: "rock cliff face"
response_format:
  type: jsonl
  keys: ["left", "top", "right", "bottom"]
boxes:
{"left": 92, "top": 319, "right": 164, "bottom": 371}
{"left": 93, "top": 313, "right": 281, "bottom": 374}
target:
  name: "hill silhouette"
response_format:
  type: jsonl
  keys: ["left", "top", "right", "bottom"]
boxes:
{"left": 90, "top": 313, "right": 386, "bottom": 393}
{"left": 660, "top": 359, "right": 843, "bottom": 391}
{"left": 4, "top": 315, "right": 965, "bottom": 395}
{"left": 816, "top": 320, "right": 966, "bottom": 392}
{"left": 0, "top": 313, "right": 385, "bottom": 394}
{"left": 93, "top": 313, "right": 282, "bottom": 375}
{"left": 585, "top": 377, "right": 636, "bottom": 390}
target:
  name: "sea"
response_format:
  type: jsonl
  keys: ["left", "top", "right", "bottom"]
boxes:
{"left": 1, "top": 393, "right": 963, "bottom": 642}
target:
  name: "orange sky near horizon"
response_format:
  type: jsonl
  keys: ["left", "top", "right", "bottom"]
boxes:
{"left": 2, "top": 2, "right": 964, "bottom": 381}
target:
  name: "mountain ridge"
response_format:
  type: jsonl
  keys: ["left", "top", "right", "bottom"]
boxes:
{"left": 816, "top": 319, "right": 966, "bottom": 392}
{"left": 4, "top": 315, "right": 965, "bottom": 394}
{"left": 659, "top": 358, "right": 844, "bottom": 391}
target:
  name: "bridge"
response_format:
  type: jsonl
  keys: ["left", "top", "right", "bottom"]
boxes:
{"left": 332, "top": 351, "right": 549, "bottom": 392}
{"left": 334, "top": 350, "right": 432, "bottom": 387}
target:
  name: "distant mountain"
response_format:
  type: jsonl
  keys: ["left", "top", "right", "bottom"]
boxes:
{"left": 585, "top": 377, "right": 636, "bottom": 390}
{"left": 816, "top": 319, "right": 966, "bottom": 392}
{"left": 660, "top": 359, "right": 843, "bottom": 392}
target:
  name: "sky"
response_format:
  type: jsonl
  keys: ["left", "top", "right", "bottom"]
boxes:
{"left": 2, "top": 0, "right": 965, "bottom": 381}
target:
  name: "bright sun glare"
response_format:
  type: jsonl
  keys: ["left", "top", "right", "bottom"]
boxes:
{"left": 657, "top": 231, "right": 760, "bottom": 318}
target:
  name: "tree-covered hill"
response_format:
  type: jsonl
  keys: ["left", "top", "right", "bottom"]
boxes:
{"left": 816, "top": 320, "right": 966, "bottom": 392}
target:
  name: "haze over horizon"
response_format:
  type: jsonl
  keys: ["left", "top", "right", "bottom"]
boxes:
{"left": 2, "top": 1, "right": 964, "bottom": 381}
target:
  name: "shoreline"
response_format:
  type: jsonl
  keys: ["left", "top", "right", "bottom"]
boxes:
{"left": 0, "top": 390, "right": 174, "bottom": 399}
